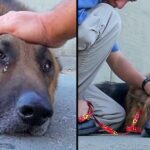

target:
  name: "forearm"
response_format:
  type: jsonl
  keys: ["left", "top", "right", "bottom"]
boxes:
{"left": 39, "top": 0, "right": 76, "bottom": 47}
{"left": 0, "top": 0, "right": 76, "bottom": 47}
{"left": 107, "top": 52, "right": 144, "bottom": 88}
{"left": 113, "top": 60, "right": 144, "bottom": 87}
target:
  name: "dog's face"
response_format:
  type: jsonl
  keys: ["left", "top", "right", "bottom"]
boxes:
{"left": 125, "top": 86, "right": 150, "bottom": 137}
{"left": 0, "top": 34, "right": 60, "bottom": 135}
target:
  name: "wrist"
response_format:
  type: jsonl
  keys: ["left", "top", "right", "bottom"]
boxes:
{"left": 39, "top": 12, "right": 64, "bottom": 47}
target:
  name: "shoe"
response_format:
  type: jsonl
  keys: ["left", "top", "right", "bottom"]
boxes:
{"left": 78, "top": 119, "right": 99, "bottom": 135}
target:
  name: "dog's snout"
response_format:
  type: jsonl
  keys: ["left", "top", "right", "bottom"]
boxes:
{"left": 17, "top": 92, "right": 53, "bottom": 125}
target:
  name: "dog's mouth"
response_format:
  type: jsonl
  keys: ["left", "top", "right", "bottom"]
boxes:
{"left": 28, "top": 118, "right": 50, "bottom": 136}
{"left": 0, "top": 119, "right": 50, "bottom": 136}
{"left": 0, "top": 108, "right": 50, "bottom": 136}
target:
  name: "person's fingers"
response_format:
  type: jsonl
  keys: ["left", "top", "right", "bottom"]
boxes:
{"left": 0, "top": 11, "right": 17, "bottom": 34}
{"left": 0, "top": 11, "right": 42, "bottom": 44}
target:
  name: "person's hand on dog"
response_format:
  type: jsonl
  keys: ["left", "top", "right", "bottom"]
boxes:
{"left": 0, "top": 11, "right": 53, "bottom": 45}
{"left": 0, "top": 0, "right": 76, "bottom": 47}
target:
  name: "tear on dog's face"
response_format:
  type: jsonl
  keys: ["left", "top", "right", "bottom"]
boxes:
{"left": 0, "top": 34, "right": 61, "bottom": 136}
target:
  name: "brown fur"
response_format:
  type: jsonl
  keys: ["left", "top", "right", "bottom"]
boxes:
{"left": 125, "top": 82, "right": 150, "bottom": 130}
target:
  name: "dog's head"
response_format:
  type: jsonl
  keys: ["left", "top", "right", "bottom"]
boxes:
{"left": 125, "top": 85, "right": 150, "bottom": 137}
{"left": 0, "top": 34, "right": 61, "bottom": 135}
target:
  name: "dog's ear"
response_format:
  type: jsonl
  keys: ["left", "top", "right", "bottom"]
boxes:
{"left": 46, "top": 49, "right": 61, "bottom": 103}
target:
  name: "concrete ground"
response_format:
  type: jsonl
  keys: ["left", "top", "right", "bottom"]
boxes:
{"left": 79, "top": 134, "right": 150, "bottom": 150}
{"left": 0, "top": 70, "right": 76, "bottom": 150}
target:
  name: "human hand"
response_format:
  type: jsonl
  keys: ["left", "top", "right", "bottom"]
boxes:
{"left": 0, "top": 11, "right": 47, "bottom": 44}
{"left": 0, "top": 11, "right": 66, "bottom": 47}
{"left": 0, "top": 0, "right": 76, "bottom": 47}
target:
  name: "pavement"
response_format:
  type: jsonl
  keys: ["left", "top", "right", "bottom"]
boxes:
{"left": 0, "top": 71, "right": 76, "bottom": 150}
{"left": 79, "top": 134, "right": 150, "bottom": 150}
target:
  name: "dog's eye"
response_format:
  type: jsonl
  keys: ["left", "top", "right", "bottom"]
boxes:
{"left": 42, "top": 60, "right": 52, "bottom": 73}
{"left": 0, "top": 51, "right": 6, "bottom": 59}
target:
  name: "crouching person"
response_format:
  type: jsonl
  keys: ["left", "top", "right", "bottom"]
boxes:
{"left": 78, "top": 0, "right": 150, "bottom": 135}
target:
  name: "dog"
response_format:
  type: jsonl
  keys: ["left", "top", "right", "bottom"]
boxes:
{"left": 96, "top": 80, "right": 150, "bottom": 137}
{"left": 0, "top": 0, "right": 61, "bottom": 135}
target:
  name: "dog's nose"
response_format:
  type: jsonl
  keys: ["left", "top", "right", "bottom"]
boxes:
{"left": 16, "top": 92, "right": 53, "bottom": 125}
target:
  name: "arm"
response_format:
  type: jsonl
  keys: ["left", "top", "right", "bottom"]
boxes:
{"left": 0, "top": 0, "right": 76, "bottom": 47}
{"left": 107, "top": 51, "right": 147, "bottom": 88}
{"left": 39, "top": 0, "right": 76, "bottom": 47}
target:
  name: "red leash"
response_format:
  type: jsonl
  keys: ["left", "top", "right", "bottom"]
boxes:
{"left": 78, "top": 101, "right": 142, "bottom": 135}
{"left": 78, "top": 101, "right": 94, "bottom": 123}
{"left": 126, "top": 110, "right": 142, "bottom": 134}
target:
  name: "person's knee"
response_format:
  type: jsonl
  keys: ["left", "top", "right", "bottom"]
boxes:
{"left": 111, "top": 106, "right": 126, "bottom": 130}
{"left": 110, "top": 6, "right": 122, "bottom": 34}
{"left": 96, "top": 3, "right": 122, "bottom": 36}
{"left": 108, "top": 4, "right": 121, "bottom": 33}
{"left": 78, "top": 3, "right": 122, "bottom": 50}
{"left": 121, "top": 108, "right": 126, "bottom": 120}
